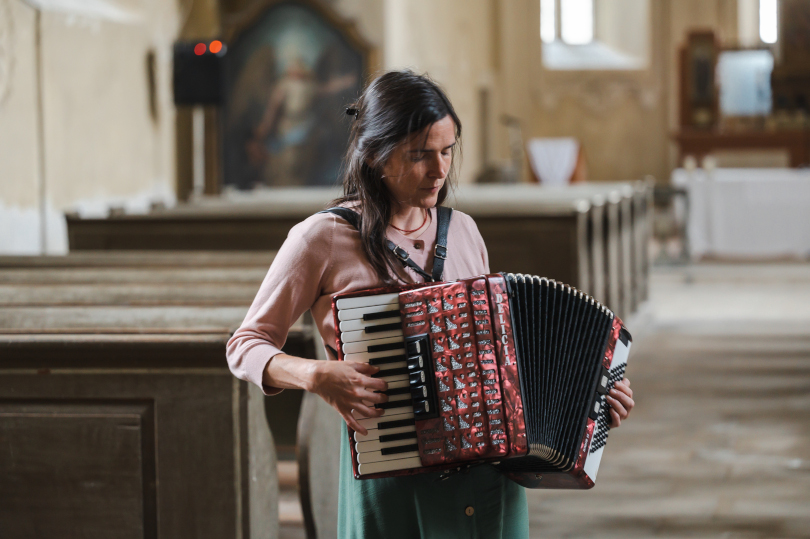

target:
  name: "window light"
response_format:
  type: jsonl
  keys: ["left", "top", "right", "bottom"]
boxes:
{"left": 759, "top": 0, "right": 777, "bottom": 44}
{"left": 561, "top": 0, "right": 594, "bottom": 45}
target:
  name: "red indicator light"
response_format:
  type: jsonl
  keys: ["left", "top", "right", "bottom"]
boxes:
{"left": 194, "top": 43, "right": 206, "bottom": 55}
{"left": 209, "top": 40, "right": 223, "bottom": 54}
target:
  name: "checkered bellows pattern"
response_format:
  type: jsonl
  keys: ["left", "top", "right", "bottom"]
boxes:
{"left": 590, "top": 362, "right": 627, "bottom": 453}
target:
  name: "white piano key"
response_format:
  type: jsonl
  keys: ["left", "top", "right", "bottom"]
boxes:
{"left": 341, "top": 328, "right": 404, "bottom": 344}
{"left": 344, "top": 356, "right": 407, "bottom": 374}
{"left": 338, "top": 303, "right": 400, "bottom": 322}
{"left": 358, "top": 456, "right": 423, "bottom": 476}
{"left": 347, "top": 359, "right": 408, "bottom": 373}
{"left": 377, "top": 373, "right": 409, "bottom": 384}
{"left": 352, "top": 396, "right": 412, "bottom": 419}
{"left": 356, "top": 410, "right": 414, "bottom": 430}
{"left": 379, "top": 392, "right": 411, "bottom": 404}
{"left": 344, "top": 349, "right": 407, "bottom": 364}
{"left": 342, "top": 335, "right": 404, "bottom": 355}
{"left": 357, "top": 448, "right": 420, "bottom": 464}
{"left": 353, "top": 424, "right": 416, "bottom": 442}
{"left": 356, "top": 435, "right": 418, "bottom": 453}
{"left": 339, "top": 316, "right": 401, "bottom": 332}
{"left": 336, "top": 293, "right": 399, "bottom": 311}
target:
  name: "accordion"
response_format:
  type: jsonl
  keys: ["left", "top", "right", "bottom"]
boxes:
{"left": 332, "top": 273, "right": 631, "bottom": 489}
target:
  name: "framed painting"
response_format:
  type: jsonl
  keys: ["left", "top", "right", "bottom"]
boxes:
{"left": 222, "top": 0, "right": 373, "bottom": 189}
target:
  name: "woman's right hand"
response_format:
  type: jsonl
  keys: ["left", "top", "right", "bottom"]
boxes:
{"left": 309, "top": 361, "right": 389, "bottom": 435}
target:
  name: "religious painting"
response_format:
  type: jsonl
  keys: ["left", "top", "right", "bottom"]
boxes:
{"left": 223, "top": 1, "right": 367, "bottom": 189}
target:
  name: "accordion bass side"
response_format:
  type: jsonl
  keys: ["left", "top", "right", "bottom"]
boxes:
{"left": 331, "top": 273, "right": 631, "bottom": 489}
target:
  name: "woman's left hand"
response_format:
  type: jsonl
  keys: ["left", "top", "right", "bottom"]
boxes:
{"left": 606, "top": 378, "right": 634, "bottom": 428}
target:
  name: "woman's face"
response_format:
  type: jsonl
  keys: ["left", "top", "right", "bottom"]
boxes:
{"left": 381, "top": 115, "right": 456, "bottom": 211}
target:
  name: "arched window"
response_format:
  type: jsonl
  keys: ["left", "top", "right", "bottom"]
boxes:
{"left": 739, "top": 0, "right": 779, "bottom": 47}
{"left": 541, "top": 0, "right": 649, "bottom": 70}
{"left": 759, "top": 0, "right": 778, "bottom": 44}
{"left": 541, "top": 0, "right": 594, "bottom": 45}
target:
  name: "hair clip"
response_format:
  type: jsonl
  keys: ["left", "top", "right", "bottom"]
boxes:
{"left": 345, "top": 107, "right": 359, "bottom": 118}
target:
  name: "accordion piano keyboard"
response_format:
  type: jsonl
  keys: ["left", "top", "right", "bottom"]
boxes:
{"left": 337, "top": 293, "right": 424, "bottom": 475}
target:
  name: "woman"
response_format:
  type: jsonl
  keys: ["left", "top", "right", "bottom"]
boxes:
{"left": 227, "top": 70, "right": 635, "bottom": 538}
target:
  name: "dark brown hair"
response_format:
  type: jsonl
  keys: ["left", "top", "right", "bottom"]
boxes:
{"left": 331, "top": 70, "right": 462, "bottom": 283}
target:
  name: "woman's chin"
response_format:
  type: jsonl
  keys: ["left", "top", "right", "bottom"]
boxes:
{"left": 417, "top": 194, "right": 440, "bottom": 208}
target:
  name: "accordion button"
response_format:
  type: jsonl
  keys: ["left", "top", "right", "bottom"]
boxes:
{"left": 409, "top": 372, "right": 426, "bottom": 385}
{"left": 407, "top": 356, "right": 424, "bottom": 370}
{"left": 413, "top": 399, "right": 429, "bottom": 414}
{"left": 411, "top": 385, "right": 428, "bottom": 399}
{"left": 465, "top": 506, "right": 474, "bottom": 517}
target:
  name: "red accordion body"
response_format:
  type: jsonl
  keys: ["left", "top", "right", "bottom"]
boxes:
{"left": 332, "top": 273, "right": 631, "bottom": 489}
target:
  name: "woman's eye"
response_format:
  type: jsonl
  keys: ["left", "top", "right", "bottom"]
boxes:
{"left": 411, "top": 153, "right": 425, "bottom": 162}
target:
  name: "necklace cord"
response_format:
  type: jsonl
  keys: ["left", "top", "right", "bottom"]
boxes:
{"left": 390, "top": 209, "right": 429, "bottom": 235}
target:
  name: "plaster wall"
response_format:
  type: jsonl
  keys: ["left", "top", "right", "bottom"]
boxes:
{"left": 331, "top": 0, "right": 384, "bottom": 68}
{"left": 0, "top": 0, "right": 179, "bottom": 254}
{"left": 383, "top": 0, "right": 494, "bottom": 185}
{"left": 491, "top": 0, "right": 743, "bottom": 183}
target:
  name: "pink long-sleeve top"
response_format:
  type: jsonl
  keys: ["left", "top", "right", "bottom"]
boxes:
{"left": 226, "top": 206, "right": 489, "bottom": 395}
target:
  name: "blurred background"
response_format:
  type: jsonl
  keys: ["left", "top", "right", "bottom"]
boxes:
{"left": 0, "top": 0, "right": 809, "bottom": 538}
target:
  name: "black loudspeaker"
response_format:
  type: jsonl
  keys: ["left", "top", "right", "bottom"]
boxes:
{"left": 173, "top": 40, "right": 228, "bottom": 105}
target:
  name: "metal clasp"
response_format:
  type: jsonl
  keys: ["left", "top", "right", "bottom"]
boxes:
{"left": 434, "top": 244, "right": 447, "bottom": 260}
{"left": 394, "top": 245, "right": 410, "bottom": 261}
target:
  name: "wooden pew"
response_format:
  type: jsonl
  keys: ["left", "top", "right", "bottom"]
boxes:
{"left": 0, "top": 252, "right": 313, "bottom": 539}
{"left": 448, "top": 186, "right": 594, "bottom": 291}
{"left": 65, "top": 184, "right": 649, "bottom": 318}
{"left": 524, "top": 181, "right": 653, "bottom": 318}
{"left": 66, "top": 190, "right": 343, "bottom": 252}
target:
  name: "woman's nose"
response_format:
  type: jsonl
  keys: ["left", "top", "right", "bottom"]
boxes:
{"left": 428, "top": 154, "right": 448, "bottom": 179}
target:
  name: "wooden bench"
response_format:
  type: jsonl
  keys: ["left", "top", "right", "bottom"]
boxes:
{"left": 0, "top": 252, "right": 316, "bottom": 539}
{"left": 66, "top": 185, "right": 643, "bottom": 313}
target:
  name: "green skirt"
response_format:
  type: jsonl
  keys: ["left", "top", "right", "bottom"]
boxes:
{"left": 337, "top": 428, "right": 529, "bottom": 539}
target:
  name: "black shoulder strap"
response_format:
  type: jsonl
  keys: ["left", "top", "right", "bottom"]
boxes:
{"left": 384, "top": 239, "right": 435, "bottom": 282}
{"left": 320, "top": 206, "right": 453, "bottom": 283}
{"left": 432, "top": 206, "right": 452, "bottom": 282}
{"left": 319, "top": 207, "right": 361, "bottom": 230}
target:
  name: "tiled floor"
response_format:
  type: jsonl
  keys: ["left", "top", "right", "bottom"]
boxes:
{"left": 525, "top": 263, "right": 810, "bottom": 538}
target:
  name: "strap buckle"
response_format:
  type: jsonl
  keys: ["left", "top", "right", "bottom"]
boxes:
{"left": 394, "top": 246, "right": 410, "bottom": 262}
{"left": 434, "top": 244, "right": 447, "bottom": 260}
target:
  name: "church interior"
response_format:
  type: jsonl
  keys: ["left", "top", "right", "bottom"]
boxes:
{"left": 1, "top": 0, "right": 809, "bottom": 537}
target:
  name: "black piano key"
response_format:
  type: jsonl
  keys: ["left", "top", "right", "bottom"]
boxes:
{"left": 365, "top": 322, "right": 403, "bottom": 334}
{"left": 378, "top": 431, "right": 418, "bottom": 443}
{"left": 380, "top": 443, "right": 419, "bottom": 456}
{"left": 372, "top": 366, "right": 409, "bottom": 378}
{"left": 378, "top": 418, "right": 416, "bottom": 430}
{"left": 368, "top": 342, "right": 404, "bottom": 353}
{"left": 369, "top": 354, "right": 407, "bottom": 366}
{"left": 375, "top": 399, "right": 413, "bottom": 410}
{"left": 363, "top": 310, "right": 400, "bottom": 321}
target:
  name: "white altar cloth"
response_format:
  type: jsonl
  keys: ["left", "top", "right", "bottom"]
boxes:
{"left": 671, "top": 168, "right": 810, "bottom": 259}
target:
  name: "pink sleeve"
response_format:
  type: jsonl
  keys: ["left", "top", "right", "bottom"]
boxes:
{"left": 226, "top": 214, "right": 334, "bottom": 395}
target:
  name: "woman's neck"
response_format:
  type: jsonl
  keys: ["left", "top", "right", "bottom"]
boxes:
{"left": 390, "top": 205, "right": 429, "bottom": 236}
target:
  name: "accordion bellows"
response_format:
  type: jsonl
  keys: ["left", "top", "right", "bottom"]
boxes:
{"left": 332, "top": 273, "right": 631, "bottom": 489}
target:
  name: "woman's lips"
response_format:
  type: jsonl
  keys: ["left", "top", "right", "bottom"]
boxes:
{"left": 421, "top": 185, "right": 441, "bottom": 193}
